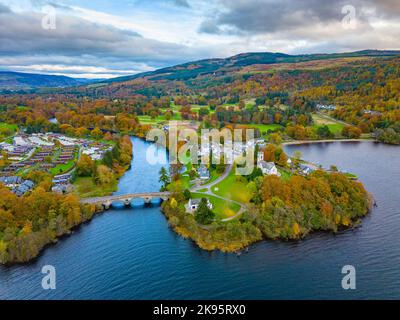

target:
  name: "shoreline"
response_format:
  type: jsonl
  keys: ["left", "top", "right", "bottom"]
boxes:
{"left": 282, "top": 138, "right": 376, "bottom": 145}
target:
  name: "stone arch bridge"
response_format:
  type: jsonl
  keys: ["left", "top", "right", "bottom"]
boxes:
{"left": 80, "top": 192, "right": 170, "bottom": 210}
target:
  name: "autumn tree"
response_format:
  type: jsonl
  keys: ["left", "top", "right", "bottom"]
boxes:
{"left": 76, "top": 154, "right": 95, "bottom": 177}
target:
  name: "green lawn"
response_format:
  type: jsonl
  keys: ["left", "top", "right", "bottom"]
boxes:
{"left": 248, "top": 123, "right": 282, "bottom": 135}
{"left": 73, "top": 177, "right": 118, "bottom": 198}
{"left": 191, "top": 192, "right": 240, "bottom": 219}
{"left": 49, "top": 159, "right": 75, "bottom": 175}
{"left": 0, "top": 123, "right": 18, "bottom": 141}
{"left": 207, "top": 167, "right": 222, "bottom": 184}
{"left": 312, "top": 113, "right": 344, "bottom": 135}
{"left": 211, "top": 167, "right": 252, "bottom": 204}
{"left": 138, "top": 113, "right": 182, "bottom": 125}
{"left": 312, "top": 124, "right": 344, "bottom": 135}
{"left": 0, "top": 122, "right": 18, "bottom": 131}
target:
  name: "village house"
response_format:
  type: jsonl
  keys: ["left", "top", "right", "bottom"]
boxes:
{"left": 258, "top": 161, "right": 279, "bottom": 176}
{"left": 198, "top": 164, "right": 210, "bottom": 180}
{"left": 187, "top": 198, "right": 213, "bottom": 213}
{"left": 299, "top": 164, "right": 315, "bottom": 176}
{"left": 316, "top": 104, "right": 336, "bottom": 111}
{"left": 0, "top": 176, "right": 34, "bottom": 196}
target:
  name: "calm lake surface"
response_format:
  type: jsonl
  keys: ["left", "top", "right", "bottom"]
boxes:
{"left": 0, "top": 138, "right": 399, "bottom": 299}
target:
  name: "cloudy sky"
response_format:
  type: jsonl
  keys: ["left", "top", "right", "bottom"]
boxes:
{"left": 0, "top": 0, "right": 399, "bottom": 78}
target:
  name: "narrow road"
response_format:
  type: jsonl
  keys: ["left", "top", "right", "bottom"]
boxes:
{"left": 191, "top": 163, "right": 233, "bottom": 193}
{"left": 190, "top": 163, "right": 247, "bottom": 221}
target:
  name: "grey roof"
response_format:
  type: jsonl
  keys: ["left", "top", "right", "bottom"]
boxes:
{"left": 190, "top": 198, "right": 202, "bottom": 205}
{"left": 0, "top": 176, "right": 23, "bottom": 185}
{"left": 259, "top": 161, "right": 276, "bottom": 170}
{"left": 198, "top": 165, "right": 210, "bottom": 177}
{"left": 23, "top": 180, "right": 34, "bottom": 188}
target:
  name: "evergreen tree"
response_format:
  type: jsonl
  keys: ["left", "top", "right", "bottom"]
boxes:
{"left": 159, "top": 167, "right": 170, "bottom": 191}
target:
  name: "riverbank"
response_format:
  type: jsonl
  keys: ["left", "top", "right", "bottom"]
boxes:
{"left": 282, "top": 138, "right": 375, "bottom": 145}
{"left": 162, "top": 159, "right": 372, "bottom": 253}
{"left": 0, "top": 135, "right": 133, "bottom": 265}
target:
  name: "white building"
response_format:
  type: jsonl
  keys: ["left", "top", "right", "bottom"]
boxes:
{"left": 187, "top": 198, "right": 213, "bottom": 213}
{"left": 258, "top": 161, "right": 279, "bottom": 176}
{"left": 14, "top": 136, "right": 30, "bottom": 147}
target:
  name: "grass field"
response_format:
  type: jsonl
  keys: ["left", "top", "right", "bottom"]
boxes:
{"left": 49, "top": 159, "right": 75, "bottom": 175}
{"left": 0, "top": 123, "right": 18, "bottom": 142}
{"left": 0, "top": 123, "right": 18, "bottom": 131}
{"left": 138, "top": 114, "right": 182, "bottom": 124}
{"left": 211, "top": 168, "right": 252, "bottom": 204}
{"left": 74, "top": 177, "right": 118, "bottom": 198}
{"left": 248, "top": 123, "right": 282, "bottom": 136}
{"left": 191, "top": 192, "right": 240, "bottom": 219}
{"left": 312, "top": 113, "right": 344, "bottom": 135}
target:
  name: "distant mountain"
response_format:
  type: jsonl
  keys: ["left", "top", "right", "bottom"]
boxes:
{"left": 0, "top": 71, "right": 97, "bottom": 90}
{"left": 98, "top": 49, "right": 400, "bottom": 84}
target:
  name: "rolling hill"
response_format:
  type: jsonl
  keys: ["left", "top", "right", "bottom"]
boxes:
{"left": 0, "top": 71, "right": 94, "bottom": 90}
{"left": 98, "top": 50, "right": 400, "bottom": 84}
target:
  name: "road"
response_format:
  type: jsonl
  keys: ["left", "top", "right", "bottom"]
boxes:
{"left": 190, "top": 163, "right": 247, "bottom": 221}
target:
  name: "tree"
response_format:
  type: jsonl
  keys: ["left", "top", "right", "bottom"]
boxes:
{"left": 76, "top": 154, "right": 94, "bottom": 177}
{"left": 269, "top": 132, "right": 282, "bottom": 144}
{"left": 91, "top": 127, "right": 103, "bottom": 140}
{"left": 317, "top": 125, "right": 334, "bottom": 139}
{"left": 169, "top": 163, "right": 183, "bottom": 181}
{"left": 183, "top": 189, "right": 191, "bottom": 200}
{"left": 170, "top": 198, "right": 178, "bottom": 209}
{"left": 293, "top": 150, "right": 302, "bottom": 167}
{"left": 277, "top": 151, "right": 288, "bottom": 167}
{"left": 94, "top": 165, "right": 115, "bottom": 185}
{"left": 0, "top": 240, "right": 8, "bottom": 264}
{"left": 195, "top": 198, "right": 215, "bottom": 225}
{"left": 342, "top": 126, "right": 362, "bottom": 139}
{"left": 292, "top": 222, "right": 301, "bottom": 238}
{"left": 159, "top": 167, "right": 170, "bottom": 191}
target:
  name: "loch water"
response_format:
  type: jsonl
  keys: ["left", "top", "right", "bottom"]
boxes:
{"left": 0, "top": 139, "right": 399, "bottom": 299}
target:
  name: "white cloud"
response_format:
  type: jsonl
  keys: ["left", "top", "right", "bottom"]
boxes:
{"left": 0, "top": 0, "right": 399, "bottom": 78}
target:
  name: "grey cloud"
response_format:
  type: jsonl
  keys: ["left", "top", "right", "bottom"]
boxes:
{"left": 0, "top": 3, "right": 10, "bottom": 13}
{"left": 199, "top": 0, "right": 400, "bottom": 35}
{"left": 0, "top": 4, "right": 207, "bottom": 69}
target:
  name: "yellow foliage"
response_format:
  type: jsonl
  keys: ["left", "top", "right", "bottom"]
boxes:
{"left": 170, "top": 197, "right": 178, "bottom": 209}
{"left": 292, "top": 222, "right": 301, "bottom": 237}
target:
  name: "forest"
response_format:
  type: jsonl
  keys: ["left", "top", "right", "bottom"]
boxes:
{"left": 0, "top": 134, "right": 132, "bottom": 264}
{"left": 1, "top": 56, "right": 399, "bottom": 144}
{"left": 161, "top": 163, "right": 371, "bottom": 252}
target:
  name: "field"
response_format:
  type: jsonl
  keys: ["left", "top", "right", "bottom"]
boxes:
{"left": 49, "top": 159, "right": 75, "bottom": 175}
{"left": 248, "top": 123, "right": 282, "bottom": 135}
{"left": 137, "top": 114, "right": 182, "bottom": 124}
{"left": 0, "top": 122, "right": 18, "bottom": 131}
{"left": 312, "top": 113, "right": 344, "bottom": 135}
{"left": 211, "top": 168, "right": 252, "bottom": 204}
{"left": 74, "top": 177, "right": 118, "bottom": 198}
{"left": 191, "top": 192, "right": 240, "bottom": 219}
